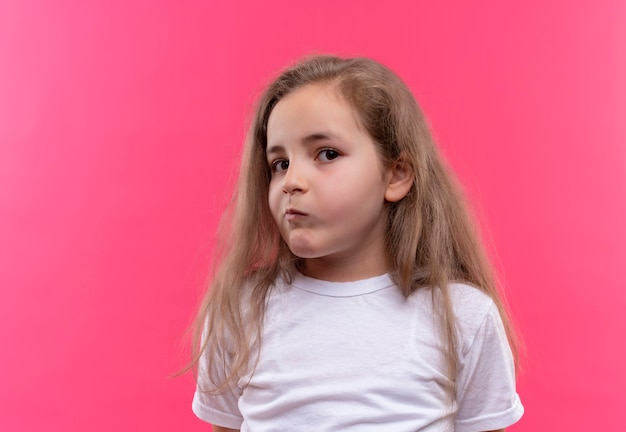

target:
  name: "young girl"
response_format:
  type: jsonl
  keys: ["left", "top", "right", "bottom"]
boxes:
{"left": 190, "top": 55, "right": 523, "bottom": 431}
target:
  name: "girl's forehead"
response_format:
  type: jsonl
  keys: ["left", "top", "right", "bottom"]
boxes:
{"left": 275, "top": 83, "right": 343, "bottom": 111}
{"left": 266, "top": 84, "right": 364, "bottom": 145}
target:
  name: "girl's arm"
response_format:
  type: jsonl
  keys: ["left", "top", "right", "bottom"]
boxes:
{"left": 211, "top": 426, "right": 239, "bottom": 432}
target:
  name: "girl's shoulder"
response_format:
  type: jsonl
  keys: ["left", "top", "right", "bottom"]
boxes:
{"left": 448, "top": 282, "right": 496, "bottom": 316}
{"left": 448, "top": 282, "right": 500, "bottom": 328}
{"left": 446, "top": 283, "right": 508, "bottom": 359}
{"left": 408, "top": 281, "right": 496, "bottom": 317}
{"left": 408, "top": 282, "right": 502, "bottom": 349}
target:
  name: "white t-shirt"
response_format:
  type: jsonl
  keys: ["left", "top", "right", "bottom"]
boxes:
{"left": 193, "top": 273, "right": 523, "bottom": 431}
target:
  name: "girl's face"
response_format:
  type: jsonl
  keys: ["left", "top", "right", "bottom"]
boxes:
{"left": 266, "top": 83, "right": 396, "bottom": 282}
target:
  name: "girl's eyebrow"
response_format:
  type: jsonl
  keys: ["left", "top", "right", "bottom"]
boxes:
{"left": 266, "top": 132, "right": 338, "bottom": 155}
{"left": 302, "top": 132, "right": 337, "bottom": 144}
{"left": 266, "top": 145, "right": 284, "bottom": 157}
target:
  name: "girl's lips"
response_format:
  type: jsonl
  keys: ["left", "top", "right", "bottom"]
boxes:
{"left": 285, "top": 208, "right": 307, "bottom": 221}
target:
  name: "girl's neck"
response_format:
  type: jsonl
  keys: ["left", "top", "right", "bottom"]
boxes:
{"left": 301, "top": 255, "right": 391, "bottom": 282}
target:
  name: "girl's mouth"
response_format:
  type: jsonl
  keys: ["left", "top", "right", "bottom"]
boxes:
{"left": 285, "top": 208, "right": 307, "bottom": 220}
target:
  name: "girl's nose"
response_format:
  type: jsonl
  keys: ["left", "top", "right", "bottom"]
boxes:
{"left": 282, "top": 163, "right": 307, "bottom": 194}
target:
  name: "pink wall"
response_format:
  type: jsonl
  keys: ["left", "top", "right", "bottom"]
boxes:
{"left": 1, "top": 1, "right": 624, "bottom": 430}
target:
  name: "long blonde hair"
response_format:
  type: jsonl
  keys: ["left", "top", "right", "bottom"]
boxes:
{"left": 190, "top": 55, "right": 518, "bottom": 396}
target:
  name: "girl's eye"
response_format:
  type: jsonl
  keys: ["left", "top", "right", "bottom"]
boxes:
{"left": 271, "top": 159, "right": 289, "bottom": 173}
{"left": 318, "top": 149, "right": 340, "bottom": 162}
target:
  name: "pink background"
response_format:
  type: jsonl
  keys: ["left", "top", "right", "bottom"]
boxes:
{"left": 1, "top": 0, "right": 625, "bottom": 430}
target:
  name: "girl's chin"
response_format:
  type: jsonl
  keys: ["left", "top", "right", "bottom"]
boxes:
{"left": 283, "top": 238, "right": 323, "bottom": 259}
{"left": 288, "top": 248, "right": 323, "bottom": 260}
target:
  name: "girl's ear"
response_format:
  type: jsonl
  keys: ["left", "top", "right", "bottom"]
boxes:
{"left": 384, "top": 156, "right": 414, "bottom": 202}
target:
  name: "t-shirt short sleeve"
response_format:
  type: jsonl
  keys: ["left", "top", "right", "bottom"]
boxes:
{"left": 192, "top": 343, "right": 244, "bottom": 429}
{"left": 454, "top": 296, "right": 524, "bottom": 432}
